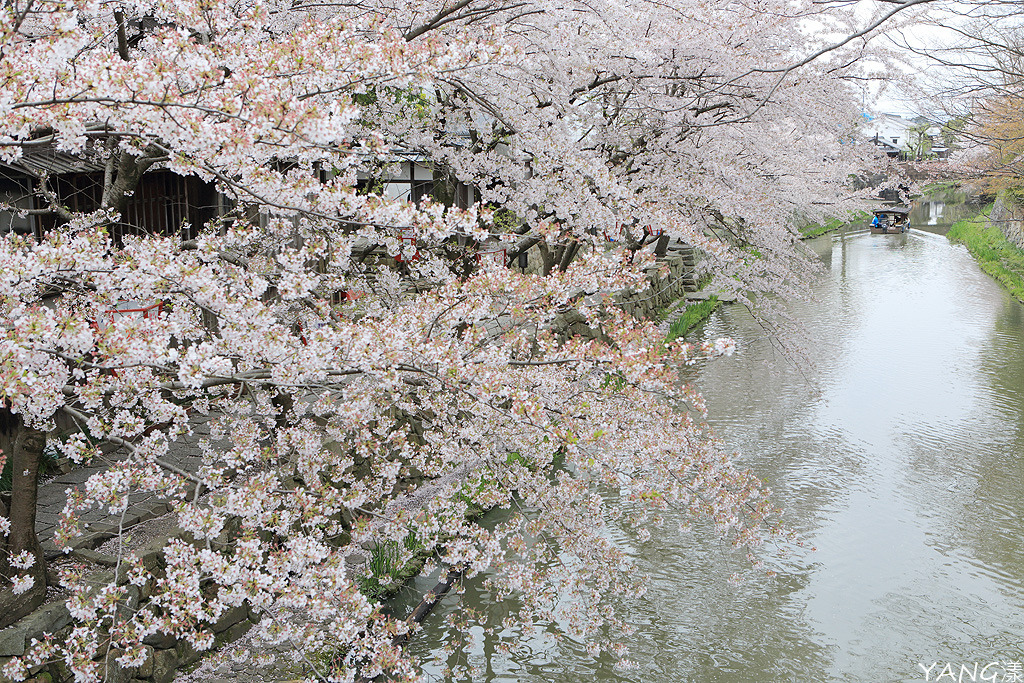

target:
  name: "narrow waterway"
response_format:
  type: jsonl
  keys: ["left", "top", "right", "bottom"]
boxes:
{"left": 909, "top": 186, "right": 984, "bottom": 230}
{"left": 402, "top": 210, "right": 1024, "bottom": 682}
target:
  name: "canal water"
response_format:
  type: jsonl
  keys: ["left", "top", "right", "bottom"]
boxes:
{"left": 402, "top": 209, "right": 1024, "bottom": 682}
{"left": 909, "top": 186, "right": 984, "bottom": 230}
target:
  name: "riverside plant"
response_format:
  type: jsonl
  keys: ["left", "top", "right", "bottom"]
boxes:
{"left": 0, "top": 0, "right": 935, "bottom": 679}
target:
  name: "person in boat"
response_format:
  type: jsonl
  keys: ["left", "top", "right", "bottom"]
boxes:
{"left": 871, "top": 214, "right": 881, "bottom": 230}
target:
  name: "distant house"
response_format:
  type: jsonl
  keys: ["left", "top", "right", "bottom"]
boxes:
{"left": 861, "top": 113, "right": 953, "bottom": 161}
{"left": 862, "top": 113, "right": 915, "bottom": 160}
{"left": 925, "top": 125, "right": 950, "bottom": 159}
{"left": 0, "top": 173, "right": 34, "bottom": 237}
{"left": 0, "top": 141, "right": 220, "bottom": 242}
{"left": 1, "top": 139, "right": 485, "bottom": 243}
{"left": 870, "top": 135, "right": 904, "bottom": 160}
{"left": 359, "top": 157, "right": 477, "bottom": 209}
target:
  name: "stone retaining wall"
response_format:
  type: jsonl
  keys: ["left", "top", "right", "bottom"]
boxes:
{"left": 618, "top": 250, "right": 700, "bottom": 320}
{"left": 0, "top": 530, "right": 260, "bottom": 683}
{"left": 991, "top": 194, "right": 1024, "bottom": 251}
{"left": 549, "top": 250, "right": 701, "bottom": 340}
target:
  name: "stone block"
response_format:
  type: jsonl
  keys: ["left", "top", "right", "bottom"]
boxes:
{"left": 136, "top": 646, "right": 155, "bottom": 679}
{"left": 218, "top": 619, "right": 252, "bottom": 646}
{"left": 141, "top": 631, "right": 176, "bottom": 650}
{"left": 40, "top": 541, "right": 63, "bottom": 563}
{"left": 150, "top": 648, "right": 178, "bottom": 683}
{"left": 86, "top": 521, "right": 117, "bottom": 535}
{"left": 20, "top": 601, "right": 72, "bottom": 639}
{"left": 79, "top": 570, "right": 115, "bottom": 598}
{"left": 138, "top": 534, "right": 175, "bottom": 574}
{"left": 175, "top": 639, "right": 203, "bottom": 669}
{"left": 99, "top": 649, "right": 131, "bottom": 683}
{"left": 47, "top": 658, "right": 71, "bottom": 683}
{"left": 72, "top": 531, "right": 114, "bottom": 551}
{"left": 139, "top": 607, "right": 176, "bottom": 649}
{"left": 0, "top": 625, "right": 27, "bottom": 657}
{"left": 114, "top": 586, "right": 141, "bottom": 623}
{"left": 137, "top": 503, "right": 170, "bottom": 525}
{"left": 71, "top": 548, "right": 118, "bottom": 568}
{"left": 212, "top": 606, "right": 248, "bottom": 634}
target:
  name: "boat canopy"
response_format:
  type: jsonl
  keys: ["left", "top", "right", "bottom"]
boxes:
{"left": 873, "top": 206, "right": 911, "bottom": 216}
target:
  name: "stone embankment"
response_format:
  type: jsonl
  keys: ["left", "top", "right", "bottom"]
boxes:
{"left": 620, "top": 245, "right": 702, "bottom": 318}
{"left": 550, "top": 244, "right": 703, "bottom": 340}
{"left": 991, "top": 194, "right": 1024, "bottom": 251}
{"left": 0, "top": 419, "right": 267, "bottom": 683}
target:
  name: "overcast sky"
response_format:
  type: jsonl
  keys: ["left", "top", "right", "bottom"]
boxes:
{"left": 858, "top": 1, "right": 973, "bottom": 119}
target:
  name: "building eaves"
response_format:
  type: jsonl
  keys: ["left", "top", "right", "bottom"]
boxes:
{"left": 1, "top": 138, "right": 105, "bottom": 178}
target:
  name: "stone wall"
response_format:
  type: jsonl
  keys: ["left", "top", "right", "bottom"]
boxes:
{"left": 0, "top": 531, "right": 260, "bottom": 683}
{"left": 992, "top": 193, "right": 1024, "bottom": 251}
{"left": 617, "top": 249, "right": 700, "bottom": 320}
{"left": 549, "top": 248, "right": 701, "bottom": 340}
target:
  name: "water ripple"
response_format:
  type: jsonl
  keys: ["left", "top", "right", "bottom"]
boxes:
{"left": 407, "top": 218, "right": 1024, "bottom": 683}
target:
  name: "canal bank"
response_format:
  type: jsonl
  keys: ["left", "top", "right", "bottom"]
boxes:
{"left": 912, "top": 181, "right": 1024, "bottom": 304}
{"left": 946, "top": 208, "right": 1024, "bottom": 304}
{"left": 862, "top": 181, "right": 1024, "bottom": 304}
{"left": 798, "top": 211, "right": 870, "bottom": 239}
{"left": 663, "top": 296, "right": 720, "bottom": 342}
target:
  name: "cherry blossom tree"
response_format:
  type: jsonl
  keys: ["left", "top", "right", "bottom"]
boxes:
{"left": 931, "top": 8, "right": 1024, "bottom": 190}
{"left": 875, "top": 1, "right": 1024, "bottom": 187}
{"left": 0, "top": 0, "right": 923, "bottom": 680}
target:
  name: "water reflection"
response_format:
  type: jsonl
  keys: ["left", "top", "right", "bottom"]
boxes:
{"left": 699, "top": 226, "right": 1024, "bottom": 683}
{"left": 405, "top": 223, "right": 1024, "bottom": 682}
{"left": 924, "top": 201, "right": 944, "bottom": 225}
{"left": 910, "top": 189, "right": 982, "bottom": 234}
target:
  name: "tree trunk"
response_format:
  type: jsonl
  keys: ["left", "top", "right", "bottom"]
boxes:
{"left": 272, "top": 391, "right": 294, "bottom": 432}
{"left": 0, "top": 409, "right": 48, "bottom": 628}
{"left": 538, "top": 242, "right": 556, "bottom": 276}
{"left": 557, "top": 240, "right": 580, "bottom": 272}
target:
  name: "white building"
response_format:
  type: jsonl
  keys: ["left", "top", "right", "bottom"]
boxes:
{"left": 862, "top": 113, "right": 951, "bottom": 160}
{"left": 863, "top": 113, "right": 915, "bottom": 155}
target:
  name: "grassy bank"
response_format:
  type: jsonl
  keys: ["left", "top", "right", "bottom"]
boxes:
{"left": 947, "top": 208, "right": 1024, "bottom": 303}
{"left": 921, "top": 180, "right": 961, "bottom": 194}
{"left": 666, "top": 296, "right": 720, "bottom": 342}
{"left": 799, "top": 211, "right": 871, "bottom": 239}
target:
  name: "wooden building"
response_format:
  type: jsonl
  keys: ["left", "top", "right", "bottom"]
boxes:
{"left": 1, "top": 142, "right": 220, "bottom": 242}
{"left": 2, "top": 146, "right": 475, "bottom": 244}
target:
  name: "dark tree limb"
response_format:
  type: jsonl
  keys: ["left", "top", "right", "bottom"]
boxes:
{"left": 0, "top": 409, "right": 48, "bottom": 628}
{"left": 114, "top": 9, "right": 130, "bottom": 61}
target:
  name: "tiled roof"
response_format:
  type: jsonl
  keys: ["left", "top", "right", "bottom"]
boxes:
{"left": 1, "top": 139, "right": 104, "bottom": 177}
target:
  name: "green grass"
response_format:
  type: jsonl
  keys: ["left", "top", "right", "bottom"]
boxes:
{"left": 357, "top": 535, "right": 428, "bottom": 600}
{"left": 799, "top": 217, "right": 844, "bottom": 239}
{"left": 921, "top": 180, "right": 961, "bottom": 194}
{"left": 666, "top": 296, "right": 720, "bottom": 343}
{"left": 798, "top": 211, "right": 870, "bottom": 239}
{"left": 947, "top": 208, "right": 1024, "bottom": 303}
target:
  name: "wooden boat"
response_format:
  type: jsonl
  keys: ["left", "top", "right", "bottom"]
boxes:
{"left": 870, "top": 206, "right": 911, "bottom": 234}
